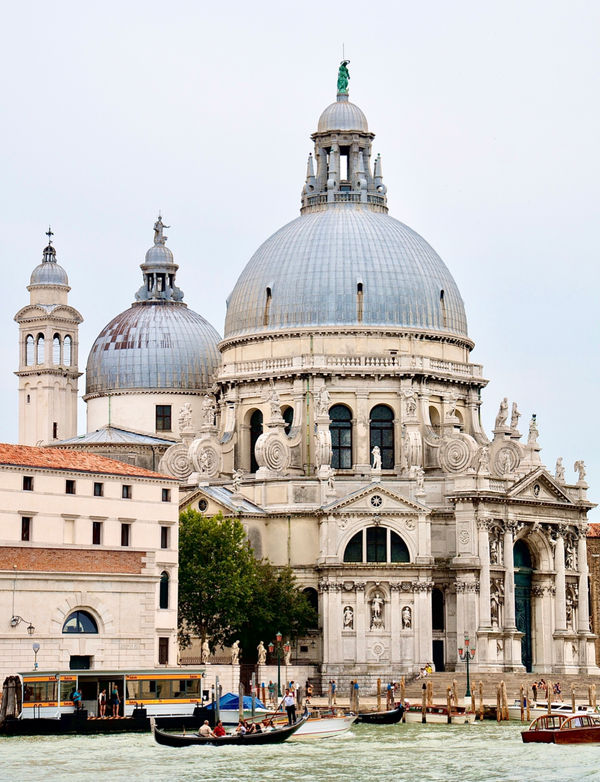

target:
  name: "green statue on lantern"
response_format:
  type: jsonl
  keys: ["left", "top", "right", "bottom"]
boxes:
{"left": 337, "top": 60, "right": 350, "bottom": 94}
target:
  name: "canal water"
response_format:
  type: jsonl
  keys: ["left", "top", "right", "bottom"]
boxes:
{"left": 2, "top": 722, "right": 599, "bottom": 782}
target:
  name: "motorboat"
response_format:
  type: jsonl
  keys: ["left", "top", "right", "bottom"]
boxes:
{"left": 270, "top": 709, "right": 357, "bottom": 739}
{"left": 152, "top": 713, "right": 308, "bottom": 747}
{"left": 522, "top": 713, "right": 600, "bottom": 744}
{"left": 507, "top": 699, "right": 595, "bottom": 721}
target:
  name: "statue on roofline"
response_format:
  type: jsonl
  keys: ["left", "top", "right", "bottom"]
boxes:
{"left": 337, "top": 60, "right": 350, "bottom": 94}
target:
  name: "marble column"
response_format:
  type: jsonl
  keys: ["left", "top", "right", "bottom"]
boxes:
{"left": 478, "top": 520, "right": 492, "bottom": 629}
{"left": 390, "top": 583, "right": 401, "bottom": 664}
{"left": 577, "top": 534, "right": 590, "bottom": 633}
{"left": 355, "top": 391, "right": 370, "bottom": 471}
{"left": 503, "top": 524, "right": 516, "bottom": 629}
{"left": 413, "top": 583, "right": 433, "bottom": 665}
{"left": 320, "top": 584, "right": 331, "bottom": 664}
{"left": 554, "top": 536, "right": 567, "bottom": 632}
{"left": 355, "top": 584, "right": 367, "bottom": 662}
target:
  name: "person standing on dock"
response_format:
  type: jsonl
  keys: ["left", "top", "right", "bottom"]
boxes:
{"left": 111, "top": 686, "right": 121, "bottom": 717}
{"left": 283, "top": 688, "right": 296, "bottom": 725}
{"left": 98, "top": 688, "right": 107, "bottom": 718}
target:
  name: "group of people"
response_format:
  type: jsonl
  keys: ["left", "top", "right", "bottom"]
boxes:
{"left": 235, "top": 717, "right": 276, "bottom": 734}
{"left": 198, "top": 719, "right": 227, "bottom": 738}
{"left": 416, "top": 663, "right": 434, "bottom": 679}
{"left": 532, "top": 679, "right": 562, "bottom": 702}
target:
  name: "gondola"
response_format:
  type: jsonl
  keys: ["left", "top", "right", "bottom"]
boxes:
{"left": 356, "top": 704, "right": 405, "bottom": 725}
{"left": 152, "top": 712, "right": 309, "bottom": 747}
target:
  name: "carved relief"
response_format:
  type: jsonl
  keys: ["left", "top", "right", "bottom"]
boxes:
{"left": 343, "top": 605, "right": 354, "bottom": 629}
{"left": 189, "top": 438, "right": 221, "bottom": 478}
{"left": 438, "top": 434, "right": 475, "bottom": 473}
{"left": 255, "top": 431, "right": 291, "bottom": 473}
{"left": 401, "top": 605, "right": 412, "bottom": 629}
{"left": 158, "top": 443, "right": 193, "bottom": 481}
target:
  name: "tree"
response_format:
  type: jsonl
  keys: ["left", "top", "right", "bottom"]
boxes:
{"left": 178, "top": 509, "right": 257, "bottom": 651}
{"left": 178, "top": 509, "right": 317, "bottom": 660}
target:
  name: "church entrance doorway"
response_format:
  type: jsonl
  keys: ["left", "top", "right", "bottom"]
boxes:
{"left": 514, "top": 539, "right": 533, "bottom": 672}
{"left": 432, "top": 640, "right": 445, "bottom": 672}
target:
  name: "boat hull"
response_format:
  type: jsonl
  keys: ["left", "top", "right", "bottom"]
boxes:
{"left": 152, "top": 714, "right": 308, "bottom": 747}
{"left": 291, "top": 714, "right": 357, "bottom": 739}
{"left": 356, "top": 706, "right": 404, "bottom": 725}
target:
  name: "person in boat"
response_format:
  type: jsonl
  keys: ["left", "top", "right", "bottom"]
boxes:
{"left": 198, "top": 720, "right": 216, "bottom": 738}
{"left": 235, "top": 720, "right": 247, "bottom": 735}
{"left": 261, "top": 719, "right": 274, "bottom": 732}
{"left": 283, "top": 688, "right": 297, "bottom": 725}
{"left": 72, "top": 688, "right": 82, "bottom": 712}
{"left": 98, "top": 688, "right": 107, "bottom": 718}
{"left": 213, "top": 720, "right": 226, "bottom": 737}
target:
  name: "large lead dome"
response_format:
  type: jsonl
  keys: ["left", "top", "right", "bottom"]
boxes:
{"left": 86, "top": 218, "right": 220, "bottom": 396}
{"left": 224, "top": 67, "right": 467, "bottom": 342}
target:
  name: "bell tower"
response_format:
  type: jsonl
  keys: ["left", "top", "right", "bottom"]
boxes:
{"left": 14, "top": 229, "right": 83, "bottom": 445}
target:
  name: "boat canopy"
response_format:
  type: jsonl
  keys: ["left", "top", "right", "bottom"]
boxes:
{"left": 206, "top": 692, "right": 266, "bottom": 711}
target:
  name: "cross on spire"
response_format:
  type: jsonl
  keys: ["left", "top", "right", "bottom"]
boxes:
{"left": 46, "top": 226, "right": 54, "bottom": 245}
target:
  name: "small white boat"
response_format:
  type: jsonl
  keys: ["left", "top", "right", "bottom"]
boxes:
{"left": 292, "top": 712, "right": 357, "bottom": 739}
{"left": 507, "top": 700, "right": 595, "bottom": 722}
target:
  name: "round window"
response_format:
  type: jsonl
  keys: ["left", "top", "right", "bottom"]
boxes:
{"left": 198, "top": 499, "right": 208, "bottom": 511}
{"left": 370, "top": 495, "right": 383, "bottom": 508}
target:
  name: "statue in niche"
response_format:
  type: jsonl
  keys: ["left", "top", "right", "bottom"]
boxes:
{"left": 574, "top": 460, "right": 586, "bottom": 482}
{"left": 201, "top": 638, "right": 210, "bottom": 663}
{"left": 495, "top": 398, "right": 508, "bottom": 428}
{"left": 315, "top": 386, "right": 330, "bottom": 417}
{"left": 477, "top": 446, "right": 490, "bottom": 475}
{"left": 178, "top": 402, "right": 193, "bottom": 432}
{"left": 337, "top": 59, "right": 350, "bottom": 93}
{"left": 343, "top": 606, "right": 354, "bottom": 629}
{"left": 510, "top": 402, "right": 521, "bottom": 430}
{"left": 402, "top": 606, "right": 412, "bottom": 629}
{"left": 327, "top": 471, "right": 336, "bottom": 492}
{"left": 402, "top": 388, "right": 417, "bottom": 416}
{"left": 489, "top": 533, "right": 502, "bottom": 565}
{"left": 445, "top": 392, "right": 458, "bottom": 419}
{"left": 490, "top": 594, "right": 500, "bottom": 627}
{"left": 499, "top": 450, "right": 512, "bottom": 474}
{"left": 199, "top": 449, "right": 210, "bottom": 475}
{"left": 412, "top": 465, "right": 425, "bottom": 491}
{"left": 565, "top": 544, "right": 576, "bottom": 571}
{"left": 283, "top": 645, "right": 292, "bottom": 665}
{"left": 201, "top": 394, "right": 216, "bottom": 426}
{"left": 555, "top": 457, "right": 565, "bottom": 483}
{"left": 370, "top": 592, "right": 384, "bottom": 629}
{"left": 231, "top": 640, "right": 240, "bottom": 665}
{"left": 153, "top": 214, "right": 170, "bottom": 245}
{"left": 371, "top": 446, "right": 382, "bottom": 471}
{"left": 566, "top": 600, "right": 574, "bottom": 630}
{"left": 257, "top": 641, "right": 267, "bottom": 665}
{"left": 232, "top": 469, "right": 244, "bottom": 492}
{"left": 527, "top": 414, "right": 539, "bottom": 445}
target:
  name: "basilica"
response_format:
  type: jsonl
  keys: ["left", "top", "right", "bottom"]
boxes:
{"left": 14, "top": 64, "right": 596, "bottom": 684}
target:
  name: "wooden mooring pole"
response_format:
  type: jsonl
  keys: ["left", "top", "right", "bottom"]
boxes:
{"left": 478, "top": 681, "right": 484, "bottom": 721}
{"left": 377, "top": 678, "right": 381, "bottom": 712}
{"left": 421, "top": 684, "right": 427, "bottom": 723}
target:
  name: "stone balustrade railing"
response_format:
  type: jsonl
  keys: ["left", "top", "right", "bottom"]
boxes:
{"left": 220, "top": 353, "right": 483, "bottom": 380}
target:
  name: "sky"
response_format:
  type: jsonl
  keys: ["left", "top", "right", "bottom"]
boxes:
{"left": 1, "top": 1, "right": 599, "bottom": 517}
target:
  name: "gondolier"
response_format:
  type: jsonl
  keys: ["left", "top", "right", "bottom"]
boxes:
{"left": 282, "top": 688, "right": 296, "bottom": 725}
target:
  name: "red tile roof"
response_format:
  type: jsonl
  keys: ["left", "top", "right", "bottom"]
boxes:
{"left": 587, "top": 523, "right": 600, "bottom": 538}
{"left": 0, "top": 443, "right": 176, "bottom": 480}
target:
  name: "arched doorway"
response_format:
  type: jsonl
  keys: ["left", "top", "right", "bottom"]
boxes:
{"left": 514, "top": 539, "right": 533, "bottom": 672}
{"left": 249, "top": 410, "right": 263, "bottom": 473}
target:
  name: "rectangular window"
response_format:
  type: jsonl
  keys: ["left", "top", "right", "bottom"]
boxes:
{"left": 366, "top": 526, "right": 387, "bottom": 563}
{"left": 155, "top": 405, "right": 172, "bottom": 432}
{"left": 65, "top": 479, "right": 75, "bottom": 495}
{"left": 69, "top": 655, "right": 91, "bottom": 670}
{"left": 92, "top": 521, "right": 102, "bottom": 545}
{"left": 160, "top": 526, "right": 169, "bottom": 549}
{"left": 93, "top": 482, "right": 103, "bottom": 497}
{"left": 158, "top": 637, "right": 169, "bottom": 665}
{"left": 52, "top": 422, "right": 58, "bottom": 439}
{"left": 121, "top": 523, "right": 131, "bottom": 547}
{"left": 21, "top": 517, "right": 31, "bottom": 541}
{"left": 122, "top": 485, "right": 132, "bottom": 499}
{"left": 162, "top": 488, "right": 171, "bottom": 503}
{"left": 22, "top": 476, "right": 33, "bottom": 491}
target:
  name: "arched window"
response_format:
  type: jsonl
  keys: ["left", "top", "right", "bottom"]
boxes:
{"left": 370, "top": 404, "right": 394, "bottom": 469}
{"left": 53, "top": 334, "right": 61, "bottom": 365}
{"left": 159, "top": 571, "right": 169, "bottom": 609}
{"left": 343, "top": 527, "right": 410, "bottom": 564}
{"left": 26, "top": 335, "right": 34, "bottom": 366}
{"left": 62, "top": 610, "right": 98, "bottom": 634}
{"left": 249, "top": 410, "right": 263, "bottom": 473}
{"left": 63, "top": 335, "right": 72, "bottom": 366}
{"left": 36, "top": 334, "right": 45, "bottom": 364}
{"left": 513, "top": 539, "right": 533, "bottom": 570}
{"left": 432, "top": 588, "right": 445, "bottom": 631}
{"left": 429, "top": 406, "right": 440, "bottom": 433}
{"left": 330, "top": 404, "right": 352, "bottom": 469}
{"left": 282, "top": 406, "right": 294, "bottom": 436}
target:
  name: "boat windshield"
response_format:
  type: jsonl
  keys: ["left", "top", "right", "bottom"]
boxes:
{"left": 530, "top": 714, "right": 566, "bottom": 730}
{"left": 561, "top": 715, "right": 600, "bottom": 729}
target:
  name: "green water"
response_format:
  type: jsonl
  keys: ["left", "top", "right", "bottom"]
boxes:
{"left": 2, "top": 722, "right": 599, "bottom": 782}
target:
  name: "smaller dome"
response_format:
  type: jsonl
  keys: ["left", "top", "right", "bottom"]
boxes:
{"left": 318, "top": 95, "right": 368, "bottom": 133}
{"left": 30, "top": 244, "right": 69, "bottom": 286}
{"left": 144, "top": 244, "right": 174, "bottom": 266}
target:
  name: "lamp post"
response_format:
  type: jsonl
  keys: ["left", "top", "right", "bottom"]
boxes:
{"left": 458, "top": 634, "right": 476, "bottom": 698}
{"left": 32, "top": 642, "right": 40, "bottom": 670}
{"left": 268, "top": 632, "right": 290, "bottom": 698}
{"left": 10, "top": 615, "right": 35, "bottom": 635}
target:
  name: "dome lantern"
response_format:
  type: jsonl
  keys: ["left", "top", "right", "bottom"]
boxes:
{"left": 29, "top": 227, "right": 70, "bottom": 288}
{"left": 303, "top": 61, "right": 386, "bottom": 215}
{"left": 135, "top": 215, "right": 184, "bottom": 303}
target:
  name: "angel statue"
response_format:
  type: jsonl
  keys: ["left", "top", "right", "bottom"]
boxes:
{"left": 574, "top": 460, "right": 586, "bottom": 482}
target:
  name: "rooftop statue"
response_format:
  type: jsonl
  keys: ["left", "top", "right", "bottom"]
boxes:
{"left": 153, "top": 214, "right": 170, "bottom": 246}
{"left": 337, "top": 60, "right": 350, "bottom": 94}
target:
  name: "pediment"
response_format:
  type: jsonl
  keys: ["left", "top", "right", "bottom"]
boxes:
{"left": 508, "top": 468, "right": 573, "bottom": 504}
{"left": 180, "top": 486, "right": 265, "bottom": 517}
{"left": 322, "top": 483, "right": 429, "bottom": 515}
